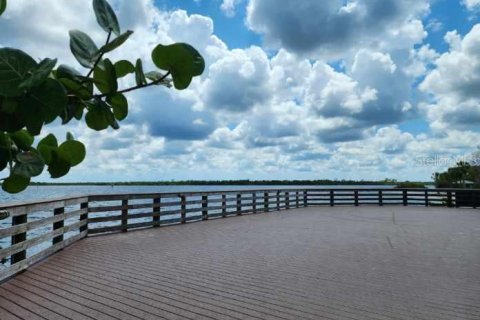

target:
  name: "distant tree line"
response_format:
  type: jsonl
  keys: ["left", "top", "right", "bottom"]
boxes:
{"left": 29, "top": 179, "right": 432, "bottom": 186}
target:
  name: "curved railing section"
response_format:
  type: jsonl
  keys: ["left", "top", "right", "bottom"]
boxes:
{"left": 0, "top": 187, "right": 479, "bottom": 281}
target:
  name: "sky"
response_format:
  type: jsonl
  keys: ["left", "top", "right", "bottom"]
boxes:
{"left": 1, "top": 0, "right": 480, "bottom": 182}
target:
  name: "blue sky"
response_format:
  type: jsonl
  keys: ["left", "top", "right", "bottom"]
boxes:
{"left": 1, "top": 0, "right": 480, "bottom": 182}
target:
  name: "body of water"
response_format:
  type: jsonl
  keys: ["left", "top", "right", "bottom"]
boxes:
{"left": 0, "top": 184, "right": 396, "bottom": 205}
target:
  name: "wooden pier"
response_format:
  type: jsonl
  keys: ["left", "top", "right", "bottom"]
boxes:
{"left": 0, "top": 189, "right": 479, "bottom": 319}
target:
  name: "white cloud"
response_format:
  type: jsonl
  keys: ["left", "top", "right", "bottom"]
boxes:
{"left": 220, "top": 0, "right": 243, "bottom": 17}
{"left": 463, "top": 0, "right": 480, "bottom": 10}
{"left": 246, "top": 0, "right": 429, "bottom": 58}
{"left": 420, "top": 24, "right": 480, "bottom": 131}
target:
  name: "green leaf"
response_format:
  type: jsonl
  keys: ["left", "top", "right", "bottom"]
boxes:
{"left": 99, "top": 30, "right": 133, "bottom": 54}
{"left": 59, "top": 140, "right": 85, "bottom": 167}
{"left": 19, "top": 58, "right": 57, "bottom": 90}
{"left": 2, "top": 174, "right": 30, "bottom": 194}
{"left": 85, "top": 101, "right": 113, "bottom": 131}
{"left": 0, "top": 111, "right": 23, "bottom": 133}
{"left": 19, "top": 78, "right": 68, "bottom": 135}
{"left": 37, "top": 134, "right": 58, "bottom": 165}
{"left": 0, "top": 0, "right": 6, "bottom": 16}
{"left": 60, "top": 78, "right": 93, "bottom": 100}
{"left": 56, "top": 64, "right": 82, "bottom": 79}
{"left": 151, "top": 43, "right": 205, "bottom": 90}
{"left": 69, "top": 30, "right": 99, "bottom": 68}
{"left": 93, "top": 0, "right": 120, "bottom": 36}
{"left": 48, "top": 151, "right": 71, "bottom": 178}
{"left": 0, "top": 48, "right": 37, "bottom": 96}
{"left": 10, "top": 130, "right": 33, "bottom": 150}
{"left": 114, "top": 60, "right": 135, "bottom": 78}
{"left": 13, "top": 151, "right": 45, "bottom": 178}
{"left": 135, "top": 59, "right": 147, "bottom": 86}
{"left": 107, "top": 93, "right": 128, "bottom": 121}
{"left": 2, "top": 97, "right": 18, "bottom": 113}
{"left": 94, "top": 59, "right": 117, "bottom": 94}
{"left": 0, "top": 149, "right": 8, "bottom": 171}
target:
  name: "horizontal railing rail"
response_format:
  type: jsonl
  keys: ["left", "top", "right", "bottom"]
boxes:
{"left": 0, "top": 187, "right": 479, "bottom": 282}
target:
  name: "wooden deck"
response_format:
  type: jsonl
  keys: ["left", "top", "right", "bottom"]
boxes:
{"left": 1, "top": 206, "right": 479, "bottom": 320}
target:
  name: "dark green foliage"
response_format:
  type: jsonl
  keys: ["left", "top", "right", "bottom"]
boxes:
{"left": 433, "top": 161, "right": 479, "bottom": 188}
{"left": 394, "top": 182, "right": 425, "bottom": 189}
{"left": 0, "top": 0, "right": 204, "bottom": 193}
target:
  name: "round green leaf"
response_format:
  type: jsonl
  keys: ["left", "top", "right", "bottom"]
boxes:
{"left": 13, "top": 151, "right": 45, "bottom": 178}
{"left": 99, "top": 30, "right": 133, "bottom": 54}
{"left": 0, "top": 0, "right": 6, "bottom": 16}
{"left": 94, "top": 59, "right": 117, "bottom": 94}
{"left": 114, "top": 60, "right": 135, "bottom": 78}
{"left": 10, "top": 130, "right": 34, "bottom": 150}
{"left": 0, "top": 48, "right": 37, "bottom": 96}
{"left": 37, "top": 134, "right": 58, "bottom": 165}
{"left": 20, "top": 78, "right": 68, "bottom": 132}
{"left": 2, "top": 174, "right": 30, "bottom": 194}
{"left": 85, "top": 101, "right": 113, "bottom": 131}
{"left": 93, "top": 0, "right": 121, "bottom": 36}
{"left": 19, "top": 58, "right": 57, "bottom": 90}
{"left": 48, "top": 151, "right": 71, "bottom": 178}
{"left": 59, "top": 140, "right": 85, "bottom": 167}
{"left": 69, "top": 30, "right": 99, "bottom": 68}
{"left": 107, "top": 93, "right": 128, "bottom": 121}
{"left": 151, "top": 43, "right": 205, "bottom": 90}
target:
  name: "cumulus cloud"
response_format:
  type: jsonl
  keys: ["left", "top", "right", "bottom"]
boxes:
{"left": 420, "top": 24, "right": 480, "bottom": 131}
{"left": 201, "top": 46, "right": 272, "bottom": 112}
{"left": 246, "top": 0, "right": 429, "bottom": 57}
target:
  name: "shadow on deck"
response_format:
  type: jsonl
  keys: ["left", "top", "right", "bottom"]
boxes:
{"left": 1, "top": 206, "right": 480, "bottom": 320}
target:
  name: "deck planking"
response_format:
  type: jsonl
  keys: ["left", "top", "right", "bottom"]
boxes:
{"left": 1, "top": 206, "right": 480, "bottom": 320}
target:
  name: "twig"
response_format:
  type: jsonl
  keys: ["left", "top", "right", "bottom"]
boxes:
{"left": 85, "top": 30, "right": 112, "bottom": 80}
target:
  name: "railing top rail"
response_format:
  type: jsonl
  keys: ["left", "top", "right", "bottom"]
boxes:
{"left": 0, "top": 194, "right": 89, "bottom": 212}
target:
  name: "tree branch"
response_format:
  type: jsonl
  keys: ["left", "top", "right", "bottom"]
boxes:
{"left": 94, "top": 71, "right": 171, "bottom": 98}
{"left": 85, "top": 30, "right": 112, "bottom": 80}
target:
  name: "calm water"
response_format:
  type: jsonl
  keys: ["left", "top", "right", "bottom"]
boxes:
{"left": 0, "top": 184, "right": 395, "bottom": 204}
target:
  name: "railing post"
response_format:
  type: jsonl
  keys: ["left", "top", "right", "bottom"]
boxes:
{"left": 222, "top": 194, "right": 227, "bottom": 218}
{"left": 276, "top": 191, "right": 280, "bottom": 211}
{"left": 202, "top": 195, "right": 208, "bottom": 220}
{"left": 80, "top": 202, "right": 88, "bottom": 233}
{"left": 180, "top": 195, "right": 186, "bottom": 224}
{"left": 330, "top": 190, "right": 334, "bottom": 207}
{"left": 424, "top": 190, "right": 429, "bottom": 207}
{"left": 237, "top": 194, "right": 242, "bottom": 215}
{"left": 252, "top": 193, "right": 257, "bottom": 213}
{"left": 403, "top": 190, "right": 408, "bottom": 206}
{"left": 286, "top": 192, "right": 290, "bottom": 209}
{"left": 153, "top": 197, "right": 161, "bottom": 227}
{"left": 264, "top": 192, "right": 269, "bottom": 212}
{"left": 447, "top": 191, "right": 452, "bottom": 208}
{"left": 296, "top": 191, "right": 300, "bottom": 208}
{"left": 354, "top": 190, "right": 359, "bottom": 206}
{"left": 379, "top": 190, "right": 383, "bottom": 206}
{"left": 53, "top": 207, "right": 65, "bottom": 244}
{"left": 121, "top": 199, "right": 128, "bottom": 232}
{"left": 11, "top": 213, "right": 27, "bottom": 264}
{"left": 303, "top": 190, "right": 308, "bottom": 207}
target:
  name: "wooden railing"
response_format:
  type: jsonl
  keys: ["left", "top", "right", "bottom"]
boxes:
{"left": 0, "top": 188, "right": 478, "bottom": 282}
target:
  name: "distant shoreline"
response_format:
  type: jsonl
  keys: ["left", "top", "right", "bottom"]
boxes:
{"left": 30, "top": 180, "right": 433, "bottom": 186}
